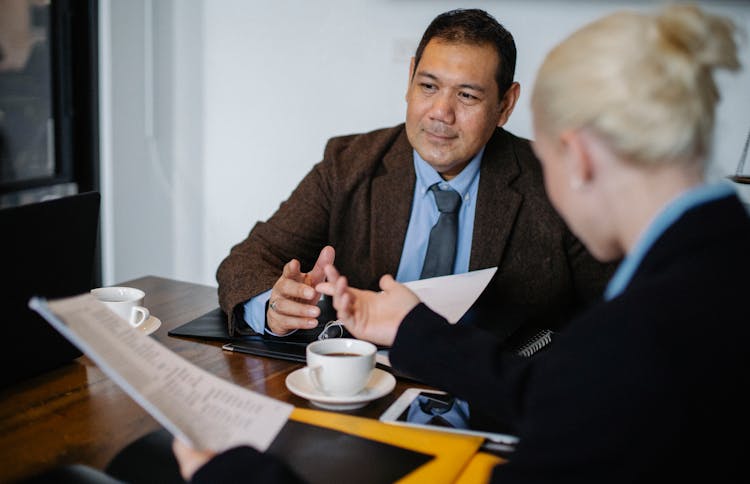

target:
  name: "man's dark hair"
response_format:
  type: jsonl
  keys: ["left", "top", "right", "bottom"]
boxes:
{"left": 413, "top": 8, "right": 517, "bottom": 98}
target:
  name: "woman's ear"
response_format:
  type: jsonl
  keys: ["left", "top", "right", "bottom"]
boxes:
{"left": 560, "top": 129, "right": 595, "bottom": 190}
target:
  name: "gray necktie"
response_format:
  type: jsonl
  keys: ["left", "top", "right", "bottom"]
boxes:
{"left": 421, "top": 184, "right": 462, "bottom": 279}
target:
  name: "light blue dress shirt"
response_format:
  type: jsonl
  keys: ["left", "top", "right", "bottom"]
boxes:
{"left": 243, "top": 148, "right": 484, "bottom": 335}
{"left": 395, "top": 147, "right": 483, "bottom": 282}
{"left": 604, "top": 182, "right": 735, "bottom": 301}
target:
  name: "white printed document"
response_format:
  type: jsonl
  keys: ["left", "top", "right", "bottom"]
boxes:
{"left": 29, "top": 294, "right": 293, "bottom": 452}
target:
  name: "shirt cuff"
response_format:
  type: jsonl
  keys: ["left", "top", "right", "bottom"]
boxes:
{"left": 242, "top": 289, "right": 298, "bottom": 337}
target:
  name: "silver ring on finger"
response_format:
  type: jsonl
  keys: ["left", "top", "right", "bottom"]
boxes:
{"left": 270, "top": 300, "right": 278, "bottom": 312}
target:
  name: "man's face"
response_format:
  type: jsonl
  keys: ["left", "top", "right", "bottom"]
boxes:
{"left": 405, "top": 39, "right": 505, "bottom": 179}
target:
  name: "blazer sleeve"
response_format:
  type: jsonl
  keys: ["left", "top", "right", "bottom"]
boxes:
{"left": 215, "top": 158, "right": 335, "bottom": 336}
{"left": 191, "top": 446, "right": 306, "bottom": 484}
{"left": 390, "top": 303, "right": 534, "bottom": 425}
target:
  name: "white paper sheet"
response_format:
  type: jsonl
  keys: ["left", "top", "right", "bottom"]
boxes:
{"left": 403, "top": 267, "right": 497, "bottom": 324}
{"left": 29, "top": 294, "right": 293, "bottom": 452}
{"left": 376, "top": 267, "right": 498, "bottom": 368}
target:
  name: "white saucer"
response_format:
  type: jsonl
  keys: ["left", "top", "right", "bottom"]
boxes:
{"left": 285, "top": 367, "right": 396, "bottom": 411}
{"left": 136, "top": 315, "right": 161, "bottom": 336}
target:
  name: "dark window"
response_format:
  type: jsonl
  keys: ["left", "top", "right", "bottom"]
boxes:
{"left": 0, "top": 0, "right": 100, "bottom": 285}
{"left": 0, "top": 0, "right": 98, "bottom": 208}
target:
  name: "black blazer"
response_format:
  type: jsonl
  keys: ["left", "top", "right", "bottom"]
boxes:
{"left": 391, "top": 193, "right": 750, "bottom": 483}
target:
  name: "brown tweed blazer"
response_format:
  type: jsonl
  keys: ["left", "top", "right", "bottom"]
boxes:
{"left": 216, "top": 124, "right": 615, "bottom": 340}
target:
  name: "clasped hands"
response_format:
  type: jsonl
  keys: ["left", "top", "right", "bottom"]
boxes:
{"left": 266, "top": 245, "right": 420, "bottom": 346}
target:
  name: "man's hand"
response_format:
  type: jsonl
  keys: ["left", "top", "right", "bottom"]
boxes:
{"left": 267, "top": 245, "right": 335, "bottom": 335}
{"left": 316, "top": 264, "right": 420, "bottom": 347}
{"left": 172, "top": 438, "right": 216, "bottom": 481}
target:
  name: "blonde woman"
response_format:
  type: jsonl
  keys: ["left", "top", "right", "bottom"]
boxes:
{"left": 173, "top": 5, "right": 749, "bottom": 482}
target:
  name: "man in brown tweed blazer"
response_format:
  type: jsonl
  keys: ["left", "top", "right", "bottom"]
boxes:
{"left": 216, "top": 9, "right": 614, "bottom": 347}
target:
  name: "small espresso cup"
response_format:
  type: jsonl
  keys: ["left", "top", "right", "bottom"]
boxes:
{"left": 306, "top": 338, "right": 376, "bottom": 397}
{"left": 90, "top": 286, "right": 150, "bottom": 328}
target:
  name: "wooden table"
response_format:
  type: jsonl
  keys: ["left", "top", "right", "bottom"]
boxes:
{"left": 0, "top": 276, "right": 424, "bottom": 483}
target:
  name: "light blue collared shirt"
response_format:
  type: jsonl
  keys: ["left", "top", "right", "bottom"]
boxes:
{"left": 244, "top": 147, "right": 484, "bottom": 334}
{"left": 395, "top": 148, "right": 483, "bottom": 282}
{"left": 604, "top": 182, "right": 736, "bottom": 301}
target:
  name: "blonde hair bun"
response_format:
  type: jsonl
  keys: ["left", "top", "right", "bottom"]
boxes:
{"left": 532, "top": 4, "right": 741, "bottom": 166}
{"left": 657, "top": 4, "right": 740, "bottom": 72}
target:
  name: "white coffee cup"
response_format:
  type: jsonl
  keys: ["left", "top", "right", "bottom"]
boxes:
{"left": 90, "top": 286, "right": 150, "bottom": 329}
{"left": 306, "top": 338, "right": 376, "bottom": 396}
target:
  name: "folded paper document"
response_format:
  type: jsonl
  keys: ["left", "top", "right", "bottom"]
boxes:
{"left": 29, "top": 294, "right": 292, "bottom": 453}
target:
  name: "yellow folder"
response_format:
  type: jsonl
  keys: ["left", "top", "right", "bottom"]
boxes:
{"left": 291, "top": 407, "right": 485, "bottom": 483}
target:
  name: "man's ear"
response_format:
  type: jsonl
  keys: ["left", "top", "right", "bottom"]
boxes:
{"left": 560, "top": 129, "right": 595, "bottom": 187}
{"left": 496, "top": 82, "right": 521, "bottom": 127}
{"left": 406, "top": 56, "right": 416, "bottom": 102}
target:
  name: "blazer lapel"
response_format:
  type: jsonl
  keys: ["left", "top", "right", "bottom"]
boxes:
{"left": 470, "top": 128, "right": 523, "bottom": 271}
{"left": 370, "top": 129, "right": 415, "bottom": 284}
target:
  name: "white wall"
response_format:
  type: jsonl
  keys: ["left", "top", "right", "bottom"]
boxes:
{"left": 101, "top": 0, "right": 204, "bottom": 285}
{"left": 101, "top": 0, "right": 750, "bottom": 287}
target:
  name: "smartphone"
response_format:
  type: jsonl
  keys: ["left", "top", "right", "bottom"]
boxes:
{"left": 379, "top": 388, "right": 519, "bottom": 454}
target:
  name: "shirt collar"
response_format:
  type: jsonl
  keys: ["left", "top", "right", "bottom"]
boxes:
{"left": 413, "top": 146, "right": 485, "bottom": 197}
{"left": 604, "top": 181, "right": 736, "bottom": 300}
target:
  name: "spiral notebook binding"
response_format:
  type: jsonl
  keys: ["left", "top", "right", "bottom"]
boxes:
{"left": 516, "top": 329, "right": 553, "bottom": 357}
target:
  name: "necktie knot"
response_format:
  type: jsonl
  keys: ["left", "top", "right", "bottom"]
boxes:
{"left": 430, "top": 184, "right": 462, "bottom": 214}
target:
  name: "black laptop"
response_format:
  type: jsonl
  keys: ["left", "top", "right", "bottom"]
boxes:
{"left": 0, "top": 191, "right": 100, "bottom": 388}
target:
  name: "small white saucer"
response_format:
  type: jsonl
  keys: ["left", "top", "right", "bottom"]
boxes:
{"left": 136, "top": 315, "right": 161, "bottom": 336}
{"left": 285, "top": 367, "right": 396, "bottom": 411}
